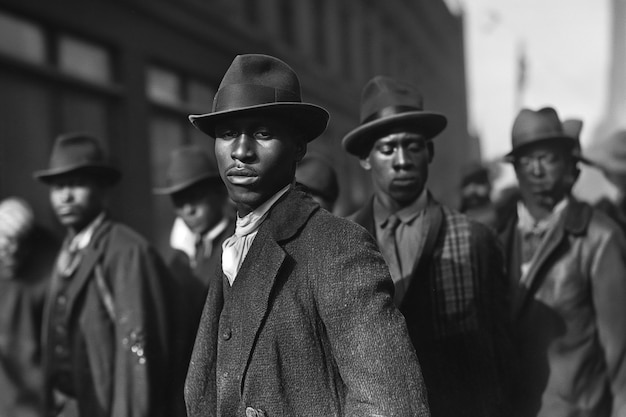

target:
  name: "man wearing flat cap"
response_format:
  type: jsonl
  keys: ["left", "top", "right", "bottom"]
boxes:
{"left": 496, "top": 107, "right": 626, "bottom": 417}
{"left": 184, "top": 54, "right": 429, "bottom": 417}
{"left": 34, "top": 133, "right": 171, "bottom": 417}
{"left": 344, "top": 76, "right": 512, "bottom": 417}
{"left": 153, "top": 145, "right": 234, "bottom": 417}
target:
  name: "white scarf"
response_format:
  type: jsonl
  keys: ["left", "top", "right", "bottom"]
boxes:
{"left": 222, "top": 185, "right": 291, "bottom": 285}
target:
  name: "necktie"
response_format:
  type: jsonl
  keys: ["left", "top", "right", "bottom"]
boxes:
{"left": 221, "top": 212, "right": 267, "bottom": 285}
{"left": 380, "top": 214, "right": 402, "bottom": 284}
{"left": 192, "top": 235, "right": 205, "bottom": 268}
{"left": 56, "top": 238, "right": 81, "bottom": 279}
{"left": 521, "top": 228, "right": 546, "bottom": 264}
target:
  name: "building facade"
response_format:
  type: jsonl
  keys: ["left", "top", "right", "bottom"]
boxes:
{"left": 0, "top": 0, "right": 470, "bottom": 253}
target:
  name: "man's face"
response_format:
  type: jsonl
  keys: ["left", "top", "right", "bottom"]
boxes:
{"left": 214, "top": 115, "right": 306, "bottom": 215}
{"left": 171, "top": 181, "right": 226, "bottom": 235}
{"left": 513, "top": 142, "right": 575, "bottom": 210}
{"left": 49, "top": 173, "right": 106, "bottom": 233}
{"left": 360, "top": 131, "right": 433, "bottom": 209}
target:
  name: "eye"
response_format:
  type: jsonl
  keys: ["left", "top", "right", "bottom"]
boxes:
{"left": 254, "top": 128, "right": 272, "bottom": 140}
{"left": 377, "top": 144, "right": 394, "bottom": 155}
{"left": 217, "top": 129, "right": 238, "bottom": 139}
{"left": 407, "top": 141, "right": 426, "bottom": 152}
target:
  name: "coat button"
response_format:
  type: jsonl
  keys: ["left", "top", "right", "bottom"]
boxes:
{"left": 57, "top": 295, "right": 67, "bottom": 305}
{"left": 221, "top": 328, "right": 232, "bottom": 341}
{"left": 245, "top": 407, "right": 258, "bottom": 417}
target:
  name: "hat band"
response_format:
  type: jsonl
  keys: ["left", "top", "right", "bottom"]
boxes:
{"left": 213, "top": 84, "right": 301, "bottom": 112}
{"left": 362, "top": 105, "right": 421, "bottom": 124}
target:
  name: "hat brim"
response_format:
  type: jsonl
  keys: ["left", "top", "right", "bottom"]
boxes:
{"left": 189, "top": 102, "right": 330, "bottom": 142}
{"left": 34, "top": 164, "right": 121, "bottom": 185}
{"left": 152, "top": 173, "right": 222, "bottom": 195}
{"left": 504, "top": 136, "right": 590, "bottom": 164}
{"left": 342, "top": 112, "right": 447, "bottom": 156}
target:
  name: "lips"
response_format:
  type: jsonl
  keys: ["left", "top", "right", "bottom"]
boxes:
{"left": 391, "top": 176, "right": 418, "bottom": 186}
{"left": 225, "top": 166, "right": 258, "bottom": 186}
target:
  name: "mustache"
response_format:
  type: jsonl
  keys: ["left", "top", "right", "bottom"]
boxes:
{"left": 225, "top": 165, "right": 258, "bottom": 177}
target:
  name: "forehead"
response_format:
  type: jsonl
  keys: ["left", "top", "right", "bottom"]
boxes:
{"left": 515, "top": 141, "right": 569, "bottom": 158}
{"left": 215, "top": 114, "right": 289, "bottom": 130}
{"left": 375, "top": 130, "right": 426, "bottom": 144}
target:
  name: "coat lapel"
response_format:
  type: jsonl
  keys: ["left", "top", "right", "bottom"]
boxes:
{"left": 229, "top": 188, "right": 318, "bottom": 393}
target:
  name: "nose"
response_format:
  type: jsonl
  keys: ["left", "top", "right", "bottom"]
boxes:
{"left": 528, "top": 158, "right": 543, "bottom": 176}
{"left": 393, "top": 146, "right": 412, "bottom": 169}
{"left": 58, "top": 186, "right": 74, "bottom": 203}
{"left": 231, "top": 133, "right": 254, "bottom": 162}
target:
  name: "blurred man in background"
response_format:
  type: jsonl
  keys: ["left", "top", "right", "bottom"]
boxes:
{"left": 459, "top": 162, "right": 497, "bottom": 228}
{"left": 295, "top": 151, "right": 339, "bottom": 212}
{"left": 0, "top": 197, "right": 59, "bottom": 417}
{"left": 153, "top": 145, "right": 234, "bottom": 417}
{"left": 497, "top": 107, "right": 626, "bottom": 417}
{"left": 344, "top": 75, "right": 512, "bottom": 417}
{"left": 35, "top": 133, "right": 170, "bottom": 417}
{"left": 591, "top": 129, "right": 626, "bottom": 234}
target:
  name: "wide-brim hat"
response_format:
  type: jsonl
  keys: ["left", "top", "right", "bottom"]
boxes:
{"left": 153, "top": 146, "right": 221, "bottom": 195}
{"left": 505, "top": 107, "right": 577, "bottom": 160}
{"left": 342, "top": 76, "right": 447, "bottom": 157}
{"left": 561, "top": 118, "right": 592, "bottom": 165}
{"left": 33, "top": 132, "right": 121, "bottom": 185}
{"left": 189, "top": 54, "right": 329, "bottom": 142}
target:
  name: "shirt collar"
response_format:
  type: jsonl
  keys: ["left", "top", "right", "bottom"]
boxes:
{"left": 68, "top": 211, "right": 106, "bottom": 251}
{"left": 374, "top": 189, "right": 428, "bottom": 227}
{"left": 235, "top": 183, "right": 291, "bottom": 237}
{"left": 517, "top": 197, "right": 569, "bottom": 234}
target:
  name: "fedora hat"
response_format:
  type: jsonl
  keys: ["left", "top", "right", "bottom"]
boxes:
{"left": 296, "top": 152, "right": 339, "bottom": 204}
{"left": 189, "top": 54, "right": 329, "bottom": 142}
{"left": 342, "top": 76, "right": 447, "bottom": 156}
{"left": 34, "top": 132, "right": 121, "bottom": 185}
{"left": 506, "top": 107, "right": 576, "bottom": 159}
{"left": 153, "top": 146, "right": 221, "bottom": 195}
{"left": 562, "top": 118, "right": 592, "bottom": 165}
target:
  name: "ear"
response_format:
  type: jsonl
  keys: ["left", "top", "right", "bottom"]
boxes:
{"left": 427, "top": 141, "right": 435, "bottom": 163}
{"left": 294, "top": 140, "right": 307, "bottom": 163}
{"left": 359, "top": 156, "right": 372, "bottom": 170}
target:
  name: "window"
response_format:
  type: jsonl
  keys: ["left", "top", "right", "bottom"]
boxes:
{"left": 0, "top": 11, "right": 46, "bottom": 64}
{"left": 59, "top": 35, "right": 113, "bottom": 83}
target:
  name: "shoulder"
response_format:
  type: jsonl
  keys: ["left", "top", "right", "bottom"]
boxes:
{"left": 302, "top": 208, "right": 377, "bottom": 249}
{"left": 99, "top": 221, "right": 158, "bottom": 258}
{"left": 439, "top": 205, "right": 500, "bottom": 253}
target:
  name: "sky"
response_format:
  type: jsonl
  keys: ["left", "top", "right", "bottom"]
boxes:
{"left": 452, "top": 0, "right": 615, "bottom": 199}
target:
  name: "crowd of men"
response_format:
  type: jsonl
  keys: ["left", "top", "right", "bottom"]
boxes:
{"left": 1, "top": 53, "right": 625, "bottom": 417}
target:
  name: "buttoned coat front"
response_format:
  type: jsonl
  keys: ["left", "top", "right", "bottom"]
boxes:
{"left": 497, "top": 198, "right": 626, "bottom": 417}
{"left": 185, "top": 189, "right": 429, "bottom": 417}
{"left": 42, "top": 218, "right": 170, "bottom": 417}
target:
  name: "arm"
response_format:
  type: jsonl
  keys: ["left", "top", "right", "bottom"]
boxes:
{"left": 110, "top": 243, "right": 171, "bottom": 417}
{"left": 590, "top": 226, "right": 626, "bottom": 417}
{"left": 316, "top": 223, "right": 430, "bottom": 417}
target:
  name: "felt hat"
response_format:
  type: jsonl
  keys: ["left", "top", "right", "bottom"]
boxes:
{"left": 33, "top": 132, "right": 121, "bottom": 185}
{"left": 561, "top": 118, "right": 592, "bottom": 165}
{"left": 153, "top": 146, "right": 221, "bottom": 195}
{"left": 295, "top": 152, "right": 339, "bottom": 204}
{"left": 189, "top": 54, "right": 329, "bottom": 142}
{"left": 342, "top": 76, "right": 447, "bottom": 156}
{"left": 506, "top": 107, "right": 576, "bottom": 159}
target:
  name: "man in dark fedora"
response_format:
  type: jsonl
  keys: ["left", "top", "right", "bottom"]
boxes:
{"left": 343, "top": 76, "right": 512, "bottom": 417}
{"left": 295, "top": 151, "right": 339, "bottom": 212}
{"left": 153, "top": 145, "right": 234, "bottom": 417}
{"left": 34, "top": 133, "right": 171, "bottom": 417}
{"left": 184, "top": 54, "right": 429, "bottom": 417}
{"left": 496, "top": 107, "right": 626, "bottom": 417}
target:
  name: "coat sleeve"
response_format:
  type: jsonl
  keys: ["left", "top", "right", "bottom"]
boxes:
{"left": 590, "top": 226, "right": 626, "bottom": 417}
{"left": 315, "top": 223, "right": 430, "bottom": 417}
{"left": 109, "top": 243, "right": 170, "bottom": 417}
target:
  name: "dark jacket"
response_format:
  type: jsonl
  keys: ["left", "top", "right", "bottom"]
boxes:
{"left": 185, "top": 189, "right": 429, "bottom": 417}
{"left": 497, "top": 197, "right": 626, "bottom": 417}
{"left": 42, "top": 218, "right": 170, "bottom": 417}
{"left": 350, "top": 196, "right": 512, "bottom": 417}
{"left": 165, "top": 217, "right": 235, "bottom": 417}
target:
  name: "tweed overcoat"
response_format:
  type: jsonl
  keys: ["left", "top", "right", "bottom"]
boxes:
{"left": 497, "top": 197, "right": 626, "bottom": 417}
{"left": 350, "top": 196, "right": 513, "bottom": 417}
{"left": 185, "top": 189, "right": 429, "bottom": 417}
{"left": 42, "top": 218, "right": 170, "bottom": 417}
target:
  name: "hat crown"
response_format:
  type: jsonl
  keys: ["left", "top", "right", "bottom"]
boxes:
{"left": 164, "top": 147, "right": 219, "bottom": 190}
{"left": 510, "top": 107, "right": 574, "bottom": 153}
{"left": 49, "top": 133, "right": 108, "bottom": 169}
{"left": 360, "top": 76, "right": 425, "bottom": 124}
{"left": 562, "top": 118, "right": 583, "bottom": 140}
{"left": 212, "top": 54, "right": 302, "bottom": 113}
